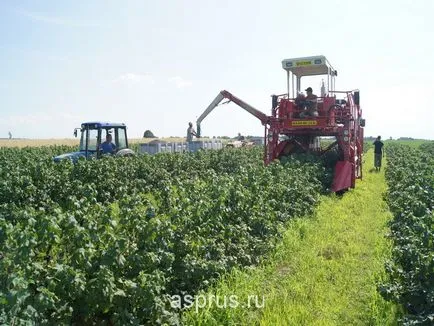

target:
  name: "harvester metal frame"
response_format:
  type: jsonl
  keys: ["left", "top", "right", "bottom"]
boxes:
{"left": 195, "top": 55, "right": 364, "bottom": 192}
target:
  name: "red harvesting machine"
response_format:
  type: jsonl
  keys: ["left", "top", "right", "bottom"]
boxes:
{"left": 196, "top": 55, "right": 365, "bottom": 192}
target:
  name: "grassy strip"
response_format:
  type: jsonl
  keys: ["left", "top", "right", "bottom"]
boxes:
{"left": 183, "top": 151, "right": 399, "bottom": 325}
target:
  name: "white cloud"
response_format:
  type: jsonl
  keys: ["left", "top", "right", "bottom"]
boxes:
{"left": 111, "top": 73, "right": 155, "bottom": 84}
{"left": 16, "top": 9, "right": 101, "bottom": 28}
{"left": 168, "top": 76, "right": 193, "bottom": 88}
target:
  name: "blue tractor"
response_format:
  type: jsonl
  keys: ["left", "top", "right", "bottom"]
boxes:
{"left": 53, "top": 122, "right": 135, "bottom": 162}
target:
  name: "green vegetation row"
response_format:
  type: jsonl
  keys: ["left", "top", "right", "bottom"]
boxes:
{"left": 381, "top": 142, "right": 434, "bottom": 325}
{"left": 183, "top": 150, "right": 398, "bottom": 325}
{"left": 0, "top": 146, "right": 326, "bottom": 325}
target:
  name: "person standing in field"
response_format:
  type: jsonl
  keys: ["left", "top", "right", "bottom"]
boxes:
{"left": 373, "top": 136, "right": 384, "bottom": 171}
{"left": 186, "top": 122, "right": 197, "bottom": 151}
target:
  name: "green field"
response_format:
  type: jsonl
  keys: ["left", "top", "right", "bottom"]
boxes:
{"left": 384, "top": 139, "right": 430, "bottom": 148}
{"left": 0, "top": 140, "right": 432, "bottom": 325}
{"left": 183, "top": 151, "right": 399, "bottom": 325}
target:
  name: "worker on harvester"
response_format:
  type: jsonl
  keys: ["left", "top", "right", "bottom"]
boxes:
{"left": 297, "top": 87, "right": 318, "bottom": 118}
{"left": 186, "top": 122, "right": 197, "bottom": 151}
{"left": 187, "top": 122, "right": 197, "bottom": 141}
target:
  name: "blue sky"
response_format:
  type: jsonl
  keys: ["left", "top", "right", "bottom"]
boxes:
{"left": 1, "top": 0, "right": 433, "bottom": 139}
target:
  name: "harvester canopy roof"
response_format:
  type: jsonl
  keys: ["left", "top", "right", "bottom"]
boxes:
{"left": 281, "top": 55, "right": 336, "bottom": 77}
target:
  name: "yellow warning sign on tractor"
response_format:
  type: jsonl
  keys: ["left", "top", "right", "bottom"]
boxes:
{"left": 291, "top": 120, "right": 318, "bottom": 126}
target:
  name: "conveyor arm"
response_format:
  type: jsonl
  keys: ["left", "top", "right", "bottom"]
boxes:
{"left": 196, "top": 90, "right": 268, "bottom": 137}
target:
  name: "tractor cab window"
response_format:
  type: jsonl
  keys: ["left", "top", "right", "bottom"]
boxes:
{"left": 100, "top": 127, "right": 127, "bottom": 151}
{"left": 102, "top": 128, "right": 124, "bottom": 149}
{"left": 101, "top": 128, "right": 114, "bottom": 142}
{"left": 87, "top": 129, "right": 98, "bottom": 151}
{"left": 117, "top": 128, "right": 127, "bottom": 150}
{"left": 79, "top": 127, "right": 98, "bottom": 151}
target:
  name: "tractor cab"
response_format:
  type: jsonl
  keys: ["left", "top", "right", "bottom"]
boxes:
{"left": 53, "top": 122, "right": 135, "bottom": 163}
{"left": 274, "top": 55, "right": 358, "bottom": 128}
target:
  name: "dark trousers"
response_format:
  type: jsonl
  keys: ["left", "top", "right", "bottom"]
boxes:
{"left": 374, "top": 153, "right": 382, "bottom": 168}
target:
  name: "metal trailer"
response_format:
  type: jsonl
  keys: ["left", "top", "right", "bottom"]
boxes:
{"left": 139, "top": 140, "right": 223, "bottom": 154}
